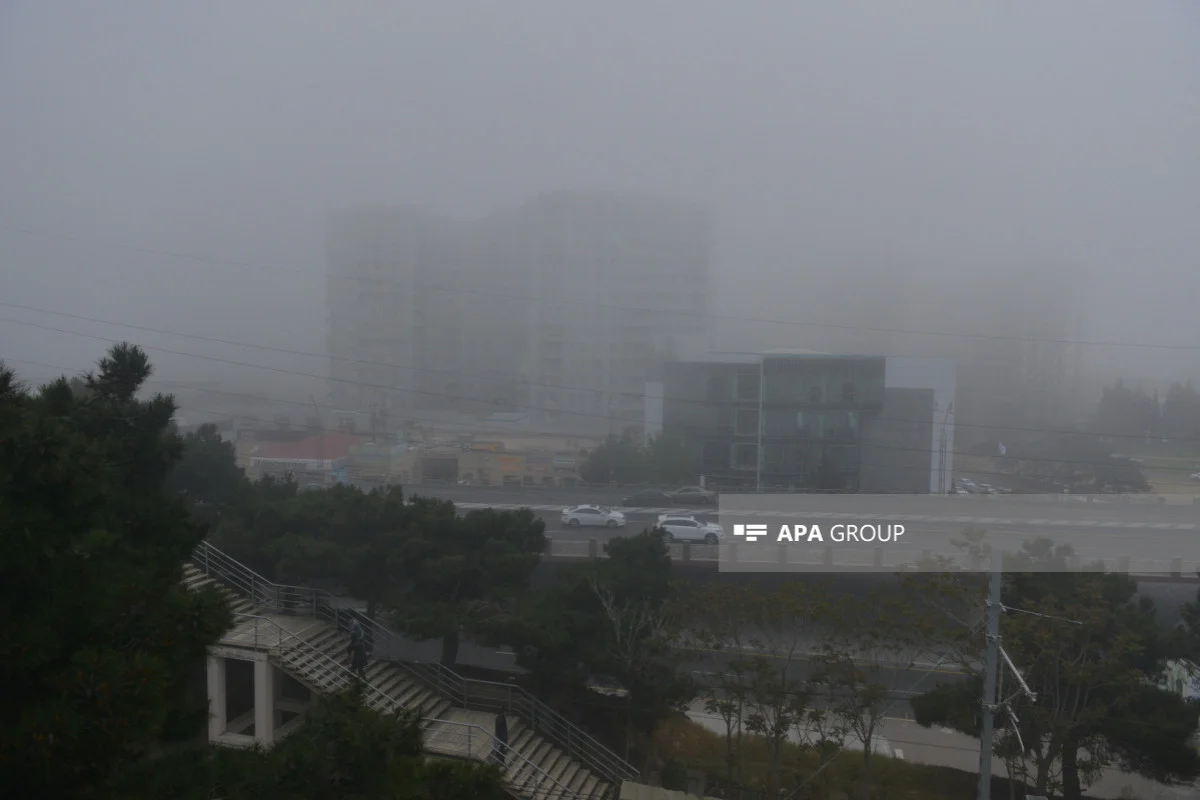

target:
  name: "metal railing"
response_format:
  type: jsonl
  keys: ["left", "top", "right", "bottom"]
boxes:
{"left": 226, "top": 612, "right": 582, "bottom": 800}
{"left": 191, "top": 540, "right": 639, "bottom": 789}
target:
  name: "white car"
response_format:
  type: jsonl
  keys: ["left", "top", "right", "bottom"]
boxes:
{"left": 657, "top": 515, "right": 723, "bottom": 544}
{"left": 561, "top": 505, "right": 626, "bottom": 529}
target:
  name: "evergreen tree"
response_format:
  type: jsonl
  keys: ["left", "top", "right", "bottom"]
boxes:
{"left": 0, "top": 347, "right": 232, "bottom": 797}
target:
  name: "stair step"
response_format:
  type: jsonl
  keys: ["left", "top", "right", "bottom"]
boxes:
{"left": 528, "top": 752, "right": 569, "bottom": 800}
{"left": 579, "top": 775, "right": 604, "bottom": 800}
{"left": 184, "top": 555, "right": 617, "bottom": 799}
{"left": 511, "top": 739, "right": 555, "bottom": 791}
{"left": 545, "top": 763, "right": 582, "bottom": 800}
{"left": 565, "top": 766, "right": 594, "bottom": 796}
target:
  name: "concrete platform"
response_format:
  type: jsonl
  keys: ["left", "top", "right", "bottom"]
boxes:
{"left": 423, "top": 709, "right": 499, "bottom": 760}
{"left": 220, "top": 614, "right": 323, "bottom": 650}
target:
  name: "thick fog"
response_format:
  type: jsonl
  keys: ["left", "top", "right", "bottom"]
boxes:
{"left": 2, "top": 0, "right": 1198, "bottom": 409}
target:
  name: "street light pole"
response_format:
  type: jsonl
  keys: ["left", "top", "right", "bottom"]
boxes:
{"left": 608, "top": 394, "right": 615, "bottom": 506}
{"left": 939, "top": 401, "right": 953, "bottom": 494}
{"left": 755, "top": 358, "right": 764, "bottom": 493}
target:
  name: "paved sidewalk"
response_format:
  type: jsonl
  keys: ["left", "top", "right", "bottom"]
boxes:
{"left": 685, "top": 706, "right": 1198, "bottom": 799}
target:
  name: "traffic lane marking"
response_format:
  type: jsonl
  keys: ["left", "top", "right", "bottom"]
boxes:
{"left": 467, "top": 502, "right": 1198, "bottom": 531}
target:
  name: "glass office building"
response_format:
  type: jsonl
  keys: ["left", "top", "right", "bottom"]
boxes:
{"left": 657, "top": 352, "right": 952, "bottom": 492}
{"left": 758, "top": 353, "right": 886, "bottom": 490}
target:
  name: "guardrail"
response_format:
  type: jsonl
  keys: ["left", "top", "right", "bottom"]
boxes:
{"left": 539, "top": 537, "right": 1200, "bottom": 579}
{"left": 227, "top": 613, "right": 577, "bottom": 798}
{"left": 193, "top": 540, "right": 639, "bottom": 789}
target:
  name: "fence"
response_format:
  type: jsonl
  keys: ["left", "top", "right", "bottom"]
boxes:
{"left": 193, "top": 540, "right": 639, "bottom": 789}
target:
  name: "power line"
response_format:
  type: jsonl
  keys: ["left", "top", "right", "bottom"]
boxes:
{"left": 5, "top": 300, "right": 1197, "bottom": 444}
{"left": 9, "top": 346, "right": 1200, "bottom": 487}
{"left": 0, "top": 222, "right": 1181, "bottom": 352}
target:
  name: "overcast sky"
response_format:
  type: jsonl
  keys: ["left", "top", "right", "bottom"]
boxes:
{"left": 1, "top": 0, "right": 1198, "bottom": 400}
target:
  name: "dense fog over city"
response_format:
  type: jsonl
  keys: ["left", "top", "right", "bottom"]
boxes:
{"left": 10, "top": 6, "right": 1200, "bottom": 798}
{"left": 1, "top": 0, "right": 1198, "bottom": 404}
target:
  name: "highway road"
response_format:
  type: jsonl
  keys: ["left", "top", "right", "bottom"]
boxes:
{"left": 486, "top": 506, "right": 1200, "bottom": 626}
{"left": 405, "top": 483, "right": 1200, "bottom": 577}
{"left": 409, "top": 482, "right": 1200, "bottom": 525}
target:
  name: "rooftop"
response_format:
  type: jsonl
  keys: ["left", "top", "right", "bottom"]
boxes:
{"left": 246, "top": 430, "right": 370, "bottom": 461}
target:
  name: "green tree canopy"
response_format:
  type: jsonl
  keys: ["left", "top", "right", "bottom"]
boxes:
{"left": 164, "top": 423, "right": 249, "bottom": 507}
{"left": 908, "top": 540, "right": 1200, "bottom": 799}
{"left": 499, "top": 531, "right": 694, "bottom": 765}
{"left": 580, "top": 433, "right": 695, "bottom": 486}
{"left": 106, "top": 692, "right": 507, "bottom": 800}
{"left": 0, "top": 347, "right": 232, "bottom": 797}
{"left": 391, "top": 500, "right": 546, "bottom": 665}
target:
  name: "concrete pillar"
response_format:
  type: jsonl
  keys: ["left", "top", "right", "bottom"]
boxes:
{"left": 274, "top": 664, "right": 286, "bottom": 731}
{"left": 1172, "top": 558, "right": 1183, "bottom": 578}
{"left": 254, "top": 659, "right": 276, "bottom": 745}
{"left": 207, "top": 655, "right": 226, "bottom": 741}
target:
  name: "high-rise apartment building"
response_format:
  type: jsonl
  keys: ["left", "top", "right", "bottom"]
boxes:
{"left": 516, "top": 192, "right": 714, "bottom": 433}
{"left": 326, "top": 192, "right": 714, "bottom": 434}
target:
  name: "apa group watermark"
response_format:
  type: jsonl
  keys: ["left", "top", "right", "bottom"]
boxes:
{"left": 733, "top": 523, "right": 906, "bottom": 544}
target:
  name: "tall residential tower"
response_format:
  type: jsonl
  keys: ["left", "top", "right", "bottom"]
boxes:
{"left": 325, "top": 192, "right": 715, "bottom": 435}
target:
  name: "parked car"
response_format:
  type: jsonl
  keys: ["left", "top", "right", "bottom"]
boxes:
{"left": 622, "top": 489, "right": 676, "bottom": 506}
{"left": 656, "top": 515, "right": 723, "bottom": 544}
{"left": 670, "top": 486, "right": 717, "bottom": 505}
{"left": 561, "top": 505, "right": 626, "bottom": 528}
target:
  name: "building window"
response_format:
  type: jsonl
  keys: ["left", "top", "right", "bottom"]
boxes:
{"left": 701, "top": 440, "right": 726, "bottom": 469}
{"left": 732, "top": 443, "right": 758, "bottom": 470}
{"left": 809, "top": 386, "right": 823, "bottom": 404}
{"left": 707, "top": 375, "right": 732, "bottom": 402}
{"left": 736, "top": 409, "right": 760, "bottom": 436}
{"left": 763, "top": 444, "right": 786, "bottom": 471}
{"left": 736, "top": 373, "right": 760, "bottom": 402}
{"left": 842, "top": 382, "right": 856, "bottom": 403}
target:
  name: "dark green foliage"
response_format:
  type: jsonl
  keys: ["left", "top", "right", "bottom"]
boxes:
{"left": 660, "top": 757, "right": 689, "bottom": 791}
{"left": 173, "top": 431, "right": 546, "bottom": 664}
{"left": 0, "top": 346, "right": 232, "bottom": 797}
{"left": 580, "top": 432, "right": 695, "bottom": 486}
{"left": 911, "top": 678, "right": 982, "bottom": 735}
{"left": 165, "top": 423, "right": 248, "bottom": 506}
{"left": 1, "top": 351, "right": 510, "bottom": 799}
{"left": 500, "top": 531, "right": 695, "bottom": 763}
{"left": 106, "top": 693, "right": 507, "bottom": 800}
{"left": 392, "top": 500, "right": 546, "bottom": 665}
{"left": 909, "top": 539, "right": 1200, "bottom": 799}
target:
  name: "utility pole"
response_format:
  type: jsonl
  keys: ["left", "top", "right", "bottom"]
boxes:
{"left": 977, "top": 558, "right": 1003, "bottom": 800}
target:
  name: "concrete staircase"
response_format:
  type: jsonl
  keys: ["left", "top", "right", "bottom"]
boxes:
{"left": 184, "top": 564, "right": 456, "bottom": 720}
{"left": 183, "top": 549, "right": 626, "bottom": 800}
